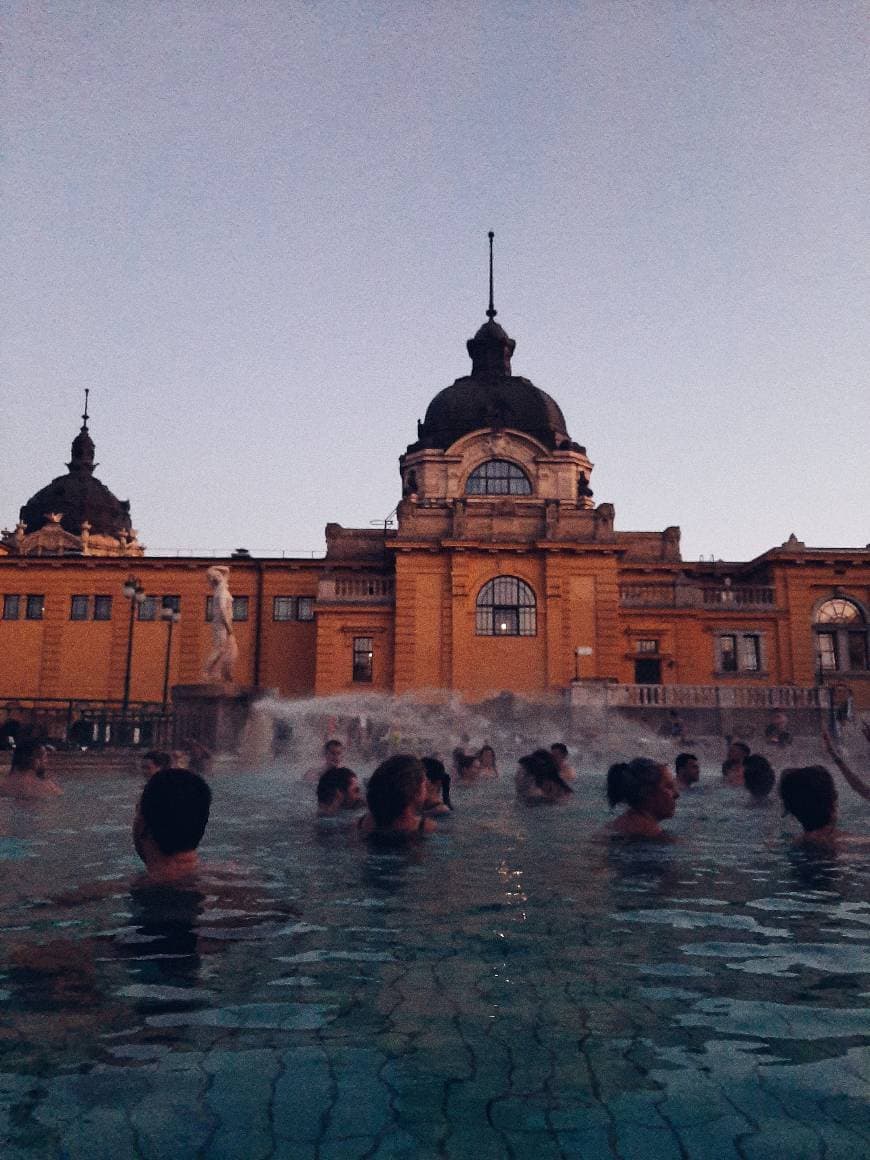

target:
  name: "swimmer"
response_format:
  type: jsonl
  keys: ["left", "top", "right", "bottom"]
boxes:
{"left": 743, "top": 754, "right": 775, "bottom": 804}
{"left": 357, "top": 754, "right": 436, "bottom": 837}
{"left": 132, "top": 767, "right": 212, "bottom": 881}
{"left": 140, "top": 750, "right": 171, "bottom": 778}
{"left": 0, "top": 739, "right": 62, "bottom": 799}
{"left": 316, "top": 767, "right": 363, "bottom": 817}
{"left": 605, "top": 758, "right": 679, "bottom": 840}
{"left": 457, "top": 753, "right": 483, "bottom": 781}
{"left": 303, "top": 738, "right": 345, "bottom": 784}
{"left": 421, "top": 757, "right": 452, "bottom": 815}
{"left": 779, "top": 766, "right": 839, "bottom": 846}
{"left": 515, "top": 749, "right": 573, "bottom": 805}
{"left": 477, "top": 745, "right": 499, "bottom": 777}
{"left": 722, "top": 756, "right": 745, "bottom": 787}
{"left": 674, "top": 752, "right": 700, "bottom": 790}
{"left": 550, "top": 742, "right": 577, "bottom": 782}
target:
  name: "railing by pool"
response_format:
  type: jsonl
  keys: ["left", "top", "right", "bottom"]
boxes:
{"left": 619, "top": 584, "right": 775, "bottom": 610}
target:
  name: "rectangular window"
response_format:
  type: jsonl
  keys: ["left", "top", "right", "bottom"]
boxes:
{"left": 494, "top": 608, "right": 520, "bottom": 635}
{"left": 719, "top": 634, "right": 738, "bottom": 672}
{"left": 70, "top": 595, "right": 89, "bottom": 621}
{"left": 137, "top": 596, "right": 157, "bottom": 621}
{"left": 232, "top": 596, "right": 249, "bottom": 622}
{"left": 297, "top": 596, "right": 314, "bottom": 621}
{"left": 816, "top": 632, "right": 837, "bottom": 671}
{"left": 3, "top": 594, "right": 20, "bottom": 620}
{"left": 273, "top": 596, "right": 296, "bottom": 621}
{"left": 93, "top": 595, "right": 113, "bottom": 621}
{"left": 25, "top": 595, "right": 44, "bottom": 621}
{"left": 740, "top": 634, "right": 761, "bottom": 672}
{"left": 162, "top": 594, "right": 181, "bottom": 613}
{"left": 353, "top": 636, "right": 373, "bottom": 682}
{"left": 636, "top": 638, "right": 659, "bottom": 654}
{"left": 718, "top": 632, "right": 764, "bottom": 674}
{"left": 847, "top": 632, "right": 867, "bottom": 672}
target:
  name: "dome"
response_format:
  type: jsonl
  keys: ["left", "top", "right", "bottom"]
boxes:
{"left": 410, "top": 315, "right": 571, "bottom": 452}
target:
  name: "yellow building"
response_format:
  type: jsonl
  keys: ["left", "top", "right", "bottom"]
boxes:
{"left": 1, "top": 303, "right": 868, "bottom": 733}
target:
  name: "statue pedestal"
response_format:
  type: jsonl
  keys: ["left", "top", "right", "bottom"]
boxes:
{"left": 171, "top": 684, "right": 265, "bottom": 755}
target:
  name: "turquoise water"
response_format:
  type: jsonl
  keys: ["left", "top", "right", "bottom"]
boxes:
{"left": 1, "top": 760, "right": 869, "bottom": 1159}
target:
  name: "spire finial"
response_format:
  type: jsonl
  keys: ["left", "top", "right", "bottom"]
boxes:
{"left": 486, "top": 230, "right": 496, "bottom": 320}
{"left": 81, "top": 388, "right": 90, "bottom": 430}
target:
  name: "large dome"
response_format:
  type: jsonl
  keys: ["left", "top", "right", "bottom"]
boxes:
{"left": 410, "top": 317, "right": 571, "bottom": 452}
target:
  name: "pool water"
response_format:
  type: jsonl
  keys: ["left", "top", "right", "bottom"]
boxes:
{"left": 1, "top": 759, "right": 869, "bottom": 1159}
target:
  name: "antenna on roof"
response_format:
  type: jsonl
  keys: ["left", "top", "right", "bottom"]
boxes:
{"left": 486, "top": 230, "right": 496, "bottom": 320}
{"left": 82, "top": 387, "right": 90, "bottom": 430}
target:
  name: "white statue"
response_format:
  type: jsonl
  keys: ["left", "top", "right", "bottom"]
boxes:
{"left": 204, "top": 566, "right": 238, "bottom": 682}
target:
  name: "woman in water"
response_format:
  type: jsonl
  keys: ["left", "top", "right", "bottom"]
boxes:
{"left": 515, "top": 749, "right": 573, "bottom": 805}
{"left": 0, "top": 739, "right": 63, "bottom": 799}
{"left": 779, "top": 730, "right": 870, "bottom": 847}
{"left": 357, "top": 754, "right": 436, "bottom": 837}
{"left": 605, "top": 758, "right": 679, "bottom": 840}
{"left": 478, "top": 745, "right": 499, "bottom": 777}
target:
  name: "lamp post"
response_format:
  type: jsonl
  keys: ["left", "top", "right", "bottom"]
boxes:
{"left": 121, "top": 577, "right": 146, "bottom": 736}
{"left": 160, "top": 606, "right": 181, "bottom": 711}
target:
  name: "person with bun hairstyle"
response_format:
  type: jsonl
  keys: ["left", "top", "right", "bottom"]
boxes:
{"left": 605, "top": 757, "right": 679, "bottom": 840}
{"left": 515, "top": 749, "right": 573, "bottom": 805}
{"left": 357, "top": 754, "right": 436, "bottom": 837}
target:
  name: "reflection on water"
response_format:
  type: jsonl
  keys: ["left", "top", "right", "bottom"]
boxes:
{"left": 0, "top": 758, "right": 868, "bottom": 1157}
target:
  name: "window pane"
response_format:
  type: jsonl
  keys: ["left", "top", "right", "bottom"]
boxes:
{"left": 816, "top": 633, "right": 837, "bottom": 671}
{"left": 138, "top": 596, "right": 157, "bottom": 621}
{"left": 93, "top": 595, "right": 112, "bottom": 621}
{"left": 475, "top": 575, "right": 537, "bottom": 636}
{"left": 353, "top": 636, "right": 373, "bottom": 682}
{"left": 636, "top": 639, "right": 658, "bottom": 654}
{"left": 466, "top": 460, "right": 532, "bottom": 496}
{"left": 3, "top": 594, "right": 20, "bottom": 620}
{"left": 814, "top": 599, "right": 863, "bottom": 626}
{"left": 740, "top": 634, "right": 761, "bottom": 671}
{"left": 273, "top": 596, "right": 296, "bottom": 621}
{"left": 847, "top": 632, "right": 868, "bottom": 671}
{"left": 70, "top": 595, "right": 89, "bottom": 621}
{"left": 162, "top": 595, "right": 181, "bottom": 613}
{"left": 494, "top": 608, "right": 519, "bottom": 635}
{"left": 26, "top": 595, "right": 44, "bottom": 620}
{"left": 297, "top": 597, "right": 314, "bottom": 621}
{"left": 232, "top": 596, "right": 249, "bottom": 622}
{"left": 719, "top": 635, "right": 737, "bottom": 672}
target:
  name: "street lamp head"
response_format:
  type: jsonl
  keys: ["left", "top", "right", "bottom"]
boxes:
{"left": 161, "top": 607, "right": 181, "bottom": 624}
{"left": 122, "top": 579, "right": 137, "bottom": 600}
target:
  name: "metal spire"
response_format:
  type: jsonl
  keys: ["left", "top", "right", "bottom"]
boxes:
{"left": 486, "top": 230, "right": 497, "bottom": 320}
{"left": 81, "top": 388, "right": 90, "bottom": 430}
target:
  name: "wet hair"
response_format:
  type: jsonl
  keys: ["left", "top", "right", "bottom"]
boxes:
{"left": 421, "top": 756, "right": 452, "bottom": 809}
{"left": 743, "top": 754, "right": 775, "bottom": 799}
{"left": 138, "top": 768, "right": 212, "bottom": 855}
{"left": 550, "top": 742, "right": 569, "bottom": 759}
{"left": 722, "top": 757, "right": 744, "bottom": 779}
{"left": 779, "top": 766, "right": 837, "bottom": 832}
{"left": 10, "top": 738, "right": 45, "bottom": 773}
{"left": 478, "top": 744, "right": 497, "bottom": 766}
{"left": 606, "top": 757, "right": 665, "bottom": 809}
{"left": 674, "top": 752, "right": 697, "bottom": 774}
{"left": 365, "top": 755, "right": 425, "bottom": 827}
{"left": 324, "top": 738, "right": 343, "bottom": 753}
{"left": 142, "top": 750, "right": 171, "bottom": 771}
{"left": 458, "top": 753, "right": 481, "bottom": 777}
{"left": 518, "top": 749, "right": 572, "bottom": 794}
{"left": 729, "top": 741, "right": 751, "bottom": 759}
{"left": 316, "top": 766, "right": 357, "bottom": 805}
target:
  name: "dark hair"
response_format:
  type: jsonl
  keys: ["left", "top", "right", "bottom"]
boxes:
{"left": 324, "top": 738, "right": 343, "bottom": 753}
{"left": 458, "top": 753, "right": 480, "bottom": 776}
{"left": 142, "top": 750, "right": 171, "bottom": 770}
{"left": 10, "top": 738, "right": 45, "bottom": 773}
{"left": 674, "top": 752, "right": 697, "bottom": 773}
{"left": 606, "top": 757, "right": 664, "bottom": 809}
{"left": 422, "top": 756, "right": 452, "bottom": 809}
{"left": 779, "top": 766, "right": 837, "bottom": 832}
{"left": 729, "top": 741, "right": 751, "bottom": 759}
{"left": 478, "top": 744, "right": 496, "bottom": 763}
{"left": 366, "top": 755, "right": 424, "bottom": 827}
{"left": 722, "top": 757, "right": 744, "bottom": 778}
{"left": 138, "top": 768, "right": 212, "bottom": 855}
{"left": 743, "top": 754, "right": 775, "bottom": 799}
{"left": 518, "top": 749, "right": 572, "bottom": 794}
{"left": 316, "top": 766, "right": 356, "bottom": 805}
{"left": 550, "top": 742, "right": 568, "bottom": 759}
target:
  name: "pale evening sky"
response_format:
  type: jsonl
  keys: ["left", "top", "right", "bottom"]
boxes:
{"left": 2, "top": 1, "right": 868, "bottom": 562}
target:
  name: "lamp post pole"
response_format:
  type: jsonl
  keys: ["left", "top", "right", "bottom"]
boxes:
{"left": 121, "top": 577, "right": 145, "bottom": 738}
{"left": 161, "top": 607, "right": 181, "bottom": 711}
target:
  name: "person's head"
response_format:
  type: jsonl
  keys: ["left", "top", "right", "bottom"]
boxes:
{"left": 770, "top": 711, "right": 788, "bottom": 731}
{"left": 779, "top": 766, "right": 838, "bottom": 833}
{"left": 141, "top": 750, "right": 171, "bottom": 778}
{"left": 674, "top": 752, "right": 700, "bottom": 787}
{"left": 727, "top": 739, "right": 750, "bottom": 763}
{"left": 366, "top": 755, "right": 426, "bottom": 827}
{"left": 478, "top": 745, "right": 497, "bottom": 770}
{"left": 134, "top": 768, "right": 212, "bottom": 862}
{"left": 550, "top": 742, "right": 569, "bottom": 768}
{"left": 607, "top": 758, "right": 678, "bottom": 819}
{"left": 421, "top": 756, "right": 452, "bottom": 809}
{"left": 324, "top": 739, "right": 344, "bottom": 768}
{"left": 10, "top": 738, "right": 47, "bottom": 776}
{"left": 458, "top": 753, "right": 482, "bottom": 778}
{"left": 722, "top": 757, "right": 744, "bottom": 784}
{"left": 743, "top": 754, "right": 775, "bottom": 800}
{"left": 518, "top": 749, "right": 572, "bottom": 795}
{"left": 316, "top": 766, "right": 361, "bottom": 812}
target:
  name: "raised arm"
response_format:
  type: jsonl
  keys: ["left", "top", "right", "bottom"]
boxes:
{"left": 822, "top": 728, "right": 870, "bottom": 802}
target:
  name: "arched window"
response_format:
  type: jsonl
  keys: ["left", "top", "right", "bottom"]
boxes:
{"left": 813, "top": 598, "right": 868, "bottom": 673}
{"left": 476, "top": 576, "right": 537, "bottom": 636}
{"left": 466, "top": 460, "right": 532, "bottom": 496}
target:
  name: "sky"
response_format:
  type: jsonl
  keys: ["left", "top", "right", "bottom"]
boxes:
{"left": 3, "top": 1, "right": 868, "bottom": 562}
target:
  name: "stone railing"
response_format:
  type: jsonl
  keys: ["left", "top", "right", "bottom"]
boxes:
{"left": 317, "top": 576, "right": 395, "bottom": 604}
{"left": 572, "top": 683, "right": 830, "bottom": 710}
{"left": 619, "top": 584, "right": 775, "bottom": 610}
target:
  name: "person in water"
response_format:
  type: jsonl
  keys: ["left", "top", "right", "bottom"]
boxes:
{"left": 457, "top": 753, "right": 483, "bottom": 781}
{"left": 141, "top": 750, "right": 171, "bottom": 778}
{"left": 743, "top": 753, "right": 775, "bottom": 804}
{"left": 132, "top": 767, "right": 212, "bottom": 880}
{"left": 674, "top": 752, "right": 700, "bottom": 790}
{"left": 304, "top": 738, "right": 346, "bottom": 783}
{"left": 722, "top": 738, "right": 749, "bottom": 785}
{"left": 357, "top": 754, "right": 436, "bottom": 837}
{"left": 421, "top": 757, "right": 452, "bottom": 815}
{"left": 316, "top": 766, "right": 363, "bottom": 816}
{"left": 477, "top": 745, "right": 499, "bottom": 777}
{"left": 605, "top": 758, "right": 679, "bottom": 840}
{"left": 779, "top": 766, "right": 839, "bottom": 846}
{"left": 515, "top": 749, "right": 573, "bottom": 805}
{"left": 0, "top": 739, "right": 63, "bottom": 799}
{"left": 550, "top": 742, "right": 577, "bottom": 782}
